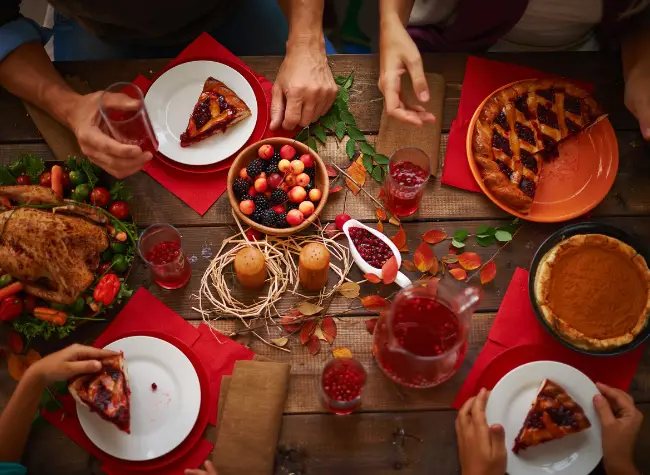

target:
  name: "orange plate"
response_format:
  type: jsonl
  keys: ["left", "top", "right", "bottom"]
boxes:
{"left": 466, "top": 80, "right": 619, "bottom": 222}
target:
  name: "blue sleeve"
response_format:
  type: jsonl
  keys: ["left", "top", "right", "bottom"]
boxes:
{"left": 0, "top": 17, "right": 52, "bottom": 63}
{"left": 0, "top": 463, "right": 27, "bottom": 475}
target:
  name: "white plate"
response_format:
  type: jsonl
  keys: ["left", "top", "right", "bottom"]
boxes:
{"left": 485, "top": 361, "right": 602, "bottom": 475}
{"left": 144, "top": 60, "right": 258, "bottom": 166}
{"left": 77, "top": 336, "right": 201, "bottom": 461}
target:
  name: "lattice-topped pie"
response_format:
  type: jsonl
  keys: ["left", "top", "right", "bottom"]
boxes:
{"left": 472, "top": 79, "right": 603, "bottom": 213}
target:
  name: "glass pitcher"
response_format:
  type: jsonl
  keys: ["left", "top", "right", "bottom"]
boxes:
{"left": 373, "top": 279, "right": 482, "bottom": 389}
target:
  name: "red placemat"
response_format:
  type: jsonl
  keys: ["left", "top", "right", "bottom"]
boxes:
{"left": 43, "top": 288, "right": 255, "bottom": 474}
{"left": 135, "top": 33, "right": 295, "bottom": 215}
{"left": 453, "top": 267, "right": 646, "bottom": 409}
{"left": 441, "top": 56, "right": 591, "bottom": 192}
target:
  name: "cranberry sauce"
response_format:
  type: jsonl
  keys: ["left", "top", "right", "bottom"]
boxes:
{"left": 390, "top": 161, "right": 428, "bottom": 187}
{"left": 145, "top": 241, "right": 181, "bottom": 266}
{"left": 349, "top": 227, "right": 394, "bottom": 269}
{"left": 193, "top": 98, "right": 211, "bottom": 129}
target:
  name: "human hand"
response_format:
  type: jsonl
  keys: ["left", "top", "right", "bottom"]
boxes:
{"left": 26, "top": 344, "right": 118, "bottom": 385}
{"left": 378, "top": 18, "right": 436, "bottom": 126}
{"left": 270, "top": 41, "right": 338, "bottom": 131}
{"left": 185, "top": 460, "right": 218, "bottom": 475}
{"left": 66, "top": 92, "right": 153, "bottom": 178}
{"left": 594, "top": 383, "right": 643, "bottom": 475}
{"left": 624, "top": 61, "right": 650, "bottom": 141}
{"left": 456, "top": 388, "right": 507, "bottom": 475}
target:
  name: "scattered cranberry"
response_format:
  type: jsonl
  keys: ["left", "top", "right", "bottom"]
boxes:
{"left": 146, "top": 241, "right": 181, "bottom": 266}
{"left": 16, "top": 175, "right": 30, "bottom": 185}
{"left": 349, "top": 227, "right": 393, "bottom": 269}
{"left": 151, "top": 383, "right": 158, "bottom": 391}
{"left": 390, "top": 161, "right": 428, "bottom": 187}
{"left": 335, "top": 214, "right": 351, "bottom": 230}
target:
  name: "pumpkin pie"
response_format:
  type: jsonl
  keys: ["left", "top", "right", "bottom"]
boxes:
{"left": 534, "top": 234, "right": 650, "bottom": 351}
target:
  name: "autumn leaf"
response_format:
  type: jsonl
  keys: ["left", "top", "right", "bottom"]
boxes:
{"left": 306, "top": 334, "right": 321, "bottom": 355}
{"left": 458, "top": 252, "right": 482, "bottom": 270}
{"left": 280, "top": 310, "right": 303, "bottom": 333}
{"left": 345, "top": 158, "right": 366, "bottom": 195}
{"left": 8, "top": 330, "right": 23, "bottom": 354}
{"left": 360, "top": 295, "right": 389, "bottom": 311}
{"left": 441, "top": 255, "right": 458, "bottom": 264}
{"left": 365, "top": 318, "right": 378, "bottom": 335}
{"left": 414, "top": 241, "right": 435, "bottom": 272}
{"left": 332, "top": 347, "right": 353, "bottom": 359}
{"left": 338, "top": 282, "right": 361, "bottom": 298}
{"left": 449, "top": 268, "right": 467, "bottom": 281}
{"left": 430, "top": 256, "right": 439, "bottom": 275}
{"left": 364, "top": 273, "right": 381, "bottom": 284}
{"left": 382, "top": 256, "right": 398, "bottom": 284}
{"left": 314, "top": 326, "right": 328, "bottom": 342}
{"left": 377, "top": 221, "right": 384, "bottom": 233}
{"left": 391, "top": 226, "right": 407, "bottom": 250}
{"left": 389, "top": 216, "right": 401, "bottom": 226}
{"left": 422, "top": 229, "right": 447, "bottom": 244}
{"left": 322, "top": 316, "right": 337, "bottom": 344}
{"left": 401, "top": 260, "right": 417, "bottom": 272}
{"left": 417, "top": 275, "right": 441, "bottom": 285}
{"left": 298, "top": 302, "right": 323, "bottom": 316}
{"left": 329, "top": 185, "right": 344, "bottom": 194}
{"left": 7, "top": 354, "right": 26, "bottom": 381}
{"left": 300, "top": 320, "right": 317, "bottom": 344}
{"left": 325, "top": 164, "right": 338, "bottom": 178}
{"left": 480, "top": 261, "right": 497, "bottom": 284}
{"left": 376, "top": 208, "right": 387, "bottom": 220}
{"left": 271, "top": 337, "right": 289, "bottom": 347}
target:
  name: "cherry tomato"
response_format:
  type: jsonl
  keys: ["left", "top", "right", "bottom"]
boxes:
{"left": 108, "top": 201, "right": 130, "bottom": 220}
{"left": 16, "top": 175, "right": 30, "bottom": 185}
{"left": 90, "top": 187, "right": 111, "bottom": 207}
{"left": 62, "top": 170, "right": 71, "bottom": 189}
{"left": 23, "top": 294, "right": 37, "bottom": 313}
{"left": 40, "top": 171, "right": 52, "bottom": 187}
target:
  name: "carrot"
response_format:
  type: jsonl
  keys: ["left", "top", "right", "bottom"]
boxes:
{"left": 33, "top": 307, "right": 67, "bottom": 325}
{"left": 51, "top": 165, "right": 64, "bottom": 198}
{"left": 0, "top": 282, "right": 24, "bottom": 300}
{"left": 115, "top": 232, "right": 127, "bottom": 242}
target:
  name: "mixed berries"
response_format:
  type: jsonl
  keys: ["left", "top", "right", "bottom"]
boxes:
{"left": 234, "top": 144, "right": 322, "bottom": 229}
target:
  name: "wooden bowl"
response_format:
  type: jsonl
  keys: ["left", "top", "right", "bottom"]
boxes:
{"left": 227, "top": 137, "right": 329, "bottom": 236}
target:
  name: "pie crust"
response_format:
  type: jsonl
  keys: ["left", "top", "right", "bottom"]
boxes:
{"left": 472, "top": 78, "right": 602, "bottom": 214}
{"left": 534, "top": 234, "right": 650, "bottom": 350}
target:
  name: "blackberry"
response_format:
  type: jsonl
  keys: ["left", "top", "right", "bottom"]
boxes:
{"left": 270, "top": 189, "right": 288, "bottom": 206}
{"left": 232, "top": 177, "right": 250, "bottom": 199}
{"left": 246, "top": 159, "right": 267, "bottom": 178}
{"left": 272, "top": 151, "right": 281, "bottom": 162}
{"left": 250, "top": 208, "right": 264, "bottom": 223}
{"left": 305, "top": 167, "right": 315, "bottom": 180}
{"left": 286, "top": 202, "right": 299, "bottom": 211}
{"left": 277, "top": 212, "right": 288, "bottom": 228}
{"left": 267, "top": 162, "right": 281, "bottom": 175}
{"left": 240, "top": 194, "right": 254, "bottom": 202}
{"left": 253, "top": 195, "right": 269, "bottom": 210}
{"left": 260, "top": 209, "right": 280, "bottom": 227}
{"left": 304, "top": 183, "right": 314, "bottom": 194}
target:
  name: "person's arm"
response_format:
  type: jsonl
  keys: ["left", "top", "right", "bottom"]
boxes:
{"left": 621, "top": 9, "right": 650, "bottom": 140}
{"left": 270, "top": 0, "right": 338, "bottom": 131}
{"left": 0, "top": 345, "right": 117, "bottom": 463}
{"left": 378, "top": 0, "right": 435, "bottom": 126}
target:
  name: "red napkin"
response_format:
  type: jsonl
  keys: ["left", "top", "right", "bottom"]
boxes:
{"left": 43, "top": 288, "right": 255, "bottom": 474}
{"left": 135, "top": 33, "right": 294, "bottom": 215}
{"left": 453, "top": 267, "right": 646, "bottom": 409}
{"left": 441, "top": 56, "right": 590, "bottom": 192}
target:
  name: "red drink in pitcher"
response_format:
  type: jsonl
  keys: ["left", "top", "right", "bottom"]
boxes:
{"left": 138, "top": 224, "right": 192, "bottom": 290}
{"left": 383, "top": 147, "right": 430, "bottom": 217}
{"left": 321, "top": 357, "right": 367, "bottom": 415}
{"left": 373, "top": 281, "right": 481, "bottom": 388}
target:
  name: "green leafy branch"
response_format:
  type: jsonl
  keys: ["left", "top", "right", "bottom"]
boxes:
{"left": 449, "top": 218, "right": 520, "bottom": 249}
{"left": 294, "top": 71, "right": 390, "bottom": 183}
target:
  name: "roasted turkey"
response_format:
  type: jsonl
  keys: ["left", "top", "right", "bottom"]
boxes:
{"left": 0, "top": 187, "right": 109, "bottom": 304}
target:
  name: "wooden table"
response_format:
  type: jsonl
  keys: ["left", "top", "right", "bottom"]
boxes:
{"left": 1, "top": 53, "right": 649, "bottom": 474}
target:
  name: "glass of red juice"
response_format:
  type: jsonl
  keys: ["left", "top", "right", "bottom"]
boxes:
{"left": 99, "top": 82, "right": 159, "bottom": 155}
{"left": 138, "top": 224, "right": 192, "bottom": 289}
{"left": 373, "top": 280, "right": 482, "bottom": 388}
{"left": 383, "top": 147, "right": 430, "bottom": 217}
{"left": 321, "top": 357, "right": 367, "bottom": 415}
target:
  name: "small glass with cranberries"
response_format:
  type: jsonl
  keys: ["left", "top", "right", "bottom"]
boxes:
{"left": 383, "top": 147, "right": 430, "bottom": 217}
{"left": 373, "top": 280, "right": 481, "bottom": 388}
{"left": 138, "top": 224, "right": 192, "bottom": 289}
{"left": 321, "top": 357, "right": 367, "bottom": 415}
{"left": 99, "top": 82, "right": 159, "bottom": 155}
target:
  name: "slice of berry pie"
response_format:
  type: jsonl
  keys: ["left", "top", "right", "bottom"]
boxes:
{"left": 180, "top": 77, "right": 251, "bottom": 147}
{"left": 472, "top": 78, "right": 603, "bottom": 213}
{"left": 512, "top": 379, "right": 591, "bottom": 454}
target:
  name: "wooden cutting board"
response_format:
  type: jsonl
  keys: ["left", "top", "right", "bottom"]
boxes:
{"left": 375, "top": 73, "right": 445, "bottom": 176}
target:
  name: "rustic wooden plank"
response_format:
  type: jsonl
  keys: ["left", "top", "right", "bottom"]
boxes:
{"left": 0, "top": 53, "right": 639, "bottom": 144}
{"left": 1, "top": 129, "right": 648, "bottom": 227}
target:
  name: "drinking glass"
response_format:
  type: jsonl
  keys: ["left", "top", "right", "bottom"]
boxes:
{"left": 138, "top": 224, "right": 192, "bottom": 290}
{"left": 99, "top": 82, "right": 159, "bottom": 154}
{"left": 321, "top": 357, "right": 367, "bottom": 415}
{"left": 382, "top": 147, "right": 430, "bottom": 217}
